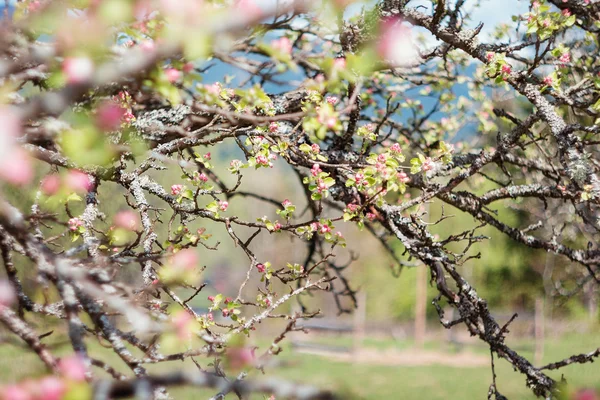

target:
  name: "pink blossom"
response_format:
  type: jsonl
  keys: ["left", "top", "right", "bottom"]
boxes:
{"left": 0, "top": 385, "right": 31, "bottom": 400}
{"left": 0, "top": 280, "right": 16, "bottom": 308}
{"left": 58, "top": 355, "right": 87, "bottom": 382}
{"left": 377, "top": 17, "right": 419, "bottom": 67}
{"left": 271, "top": 37, "right": 293, "bottom": 55}
{"left": 282, "top": 199, "right": 292, "bottom": 207}
{"left": 256, "top": 263, "right": 265, "bottom": 273}
{"left": 256, "top": 154, "right": 269, "bottom": 166}
{"left": 205, "top": 312, "right": 214, "bottom": 321}
{"left": 66, "top": 170, "right": 92, "bottom": 192}
{"left": 422, "top": 157, "right": 434, "bottom": 172}
{"left": 486, "top": 52, "right": 495, "bottom": 62}
{"left": 390, "top": 143, "right": 402, "bottom": 153}
{"left": 542, "top": 18, "right": 551, "bottom": 27}
{"left": 562, "top": 8, "right": 571, "bottom": 17}
{"left": 501, "top": 64, "right": 512, "bottom": 74}
{"left": 347, "top": 203, "right": 359, "bottom": 212}
{"left": 319, "top": 224, "right": 331, "bottom": 234}
{"left": 559, "top": 52, "right": 570, "bottom": 64}
{"left": 204, "top": 152, "right": 211, "bottom": 160}
{"left": 377, "top": 153, "right": 387, "bottom": 163}
{"left": 543, "top": 75, "right": 554, "bottom": 86}
{"left": 171, "top": 249, "right": 198, "bottom": 271}
{"left": 68, "top": 218, "right": 83, "bottom": 232}
{"left": 222, "top": 308, "right": 230, "bottom": 317}
{"left": 171, "top": 184, "right": 184, "bottom": 196}
{"left": 273, "top": 221, "right": 282, "bottom": 231}
{"left": 311, "top": 144, "right": 320, "bottom": 153}
{"left": 62, "top": 57, "right": 94, "bottom": 85}
{"left": 207, "top": 296, "right": 215, "bottom": 302}
{"left": 225, "top": 297, "right": 232, "bottom": 304}
{"left": 354, "top": 172, "right": 364, "bottom": 183}
{"left": 114, "top": 211, "right": 139, "bottom": 230}
{"left": 366, "top": 212, "right": 376, "bottom": 221}
{"left": 206, "top": 83, "right": 221, "bottom": 95}
{"left": 165, "top": 68, "right": 182, "bottom": 83}
{"left": 317, "top": 179, "right": 328, "bottom": 193}
{"left": 269, "top": 122, "right": 279, "bottom": 133}
{"left": 218, "top": 200, "right": 228, "bottom": 212}
{"left": 37, "top": 377, "right": 65, "bottom": 400}
{"left": 326, "top": 96, "right": 338, "bottom": 105}
{"left": 533, "top": 1, "right": 540, "bottom": 8}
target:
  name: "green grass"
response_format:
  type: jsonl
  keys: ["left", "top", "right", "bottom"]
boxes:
{"left": 0, "top": 328, "right": 598, "bottom": 399}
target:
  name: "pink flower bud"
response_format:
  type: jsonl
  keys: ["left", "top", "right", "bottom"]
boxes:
{"left": 501, "top": 64, "right": 511, "bottom": 74}
{"left": 256, "top": 263, "right": 265, "bottom": 273}
{"left": 68, "top": 218, "right": 83, "bottom": 232}
{"left": 62, "top": 57, "right": 94, "bottom": 85}
{"left": 207, "top": 296, "right": 215, "bottom": 302}
{"left": 218, "top": 200, "right": 228, "bottom": 212}
{"left": 269, "top": 122, "right": 279, "bottom": 133}
{"left": 311, "top": 164, "right": 321, "bottom": 176}
{"left": 282, "top": 199, "right": 292, "bottom": 207}
{"left": 171, "top": 184, "right": 184, "bottom": 196}
{"left": 486, "top": 52, "right": 495, "bottom": 62}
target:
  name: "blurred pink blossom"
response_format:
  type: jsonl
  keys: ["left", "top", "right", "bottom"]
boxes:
{"left": 0, "top": 280, "right": 16, "bottom": 308}
{"left": 377, "top": 17, "right": 419, "bottom": 67}
{"left": 40, "top": 175, "right": 61, "bottom": 196}
{"left": 66, "top": 170, "right": 92, "bottom": 192}
{"left": 171, "top": 249, "right": 198, "bottom": 271}
{"left": 114, "top": 211, "right": 140, "bottom": 230}
{"left": 62, "top": 57, "right": 94, "bottom": 84}
{"left": 58, "top": 355, "right": 87, "bottom": 381}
